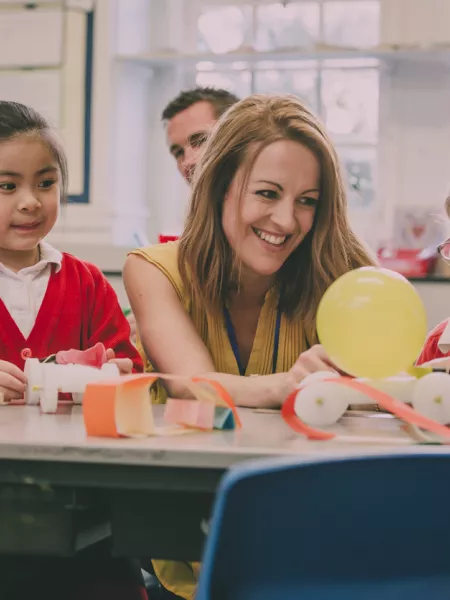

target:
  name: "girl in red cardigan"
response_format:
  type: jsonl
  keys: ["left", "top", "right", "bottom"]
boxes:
{"left": 417, "top": 195, "right": 450, "bottom": 365}
{"left": 0, "top": 101, "right": 146, "bottom": 598}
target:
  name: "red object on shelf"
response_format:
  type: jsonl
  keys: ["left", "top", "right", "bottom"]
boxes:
{"left": 159, "top": 234, "right": 179, "bottom": 244}
{"left": 377, "top": 248, "right": 437, "bottom": 278}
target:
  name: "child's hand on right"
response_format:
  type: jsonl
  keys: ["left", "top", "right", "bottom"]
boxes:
{"left": 105, "top": 349, "right": 133, "bottom": 375}
{"left": 0, "top": 360, "right": 27, "bottom": 402}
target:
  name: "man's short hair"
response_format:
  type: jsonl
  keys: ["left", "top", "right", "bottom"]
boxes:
{"left": 161, "top": 87, "right": 240, "bottom": 121}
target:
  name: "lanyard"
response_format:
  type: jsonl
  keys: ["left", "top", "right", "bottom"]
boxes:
{"left": 223, "top": 306, "right": 282, "bottom": 376}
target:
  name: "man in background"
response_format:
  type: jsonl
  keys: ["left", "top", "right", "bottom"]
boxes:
{"left": 162, "top": 86, "right": 239, "bottom": 184}
{"left": 127, "top": 87, "right": 239, "bottom": 343}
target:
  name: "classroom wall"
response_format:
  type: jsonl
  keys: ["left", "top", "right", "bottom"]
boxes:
{"left": 47, "top": 0, "right": 122, "bottom": 256}
{"left": 379, "top": 60, "right": 450, "bottom": 223}
{"left": 413, "top": 281, "right": 450, "bottom": 331}
{"left": 7, "top": 0, "right": 450, "bottom": 258}
{"left": 142, "top": 0, "right": 450, "bottom": 248}
{"left": 378, "top": 0, "right": 450, "bottom": 242}
{"left": 3, "top": 0, "right": 450, "bottom": 328}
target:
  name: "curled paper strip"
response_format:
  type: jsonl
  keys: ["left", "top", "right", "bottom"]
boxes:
{"left": 191, "top": 377, "right": 242, "bottom": 428}
{"left": 55, "top": 342, "right": 107, "bottom": 368}
{"left": 282, "top": 377, "right": 450, "bottom": 443}
{"left": 83, "top": 373, "right": 240, "bottom": 438}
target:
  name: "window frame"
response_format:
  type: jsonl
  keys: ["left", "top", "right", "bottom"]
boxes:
{"left": 195, "top": 0, "right": 380, "bottom": 211}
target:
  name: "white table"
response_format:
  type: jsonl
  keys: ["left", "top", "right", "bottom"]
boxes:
{"left": 0, "top": 404, "right": 439, "bottom": 467}
{"left": 0, "top": 405, "right": 447, "bottom": 561}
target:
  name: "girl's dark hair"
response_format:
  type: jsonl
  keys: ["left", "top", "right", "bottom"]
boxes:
{"left": 0, "top": 101, "right": 68, "bottom": 201}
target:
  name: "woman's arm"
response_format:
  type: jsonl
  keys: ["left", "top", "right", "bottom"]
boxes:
{"left": 123, "top": 255, "right": 305, "bottom": 407}
{"left": 204, "top": 371, "right": 295, "bottom": 409}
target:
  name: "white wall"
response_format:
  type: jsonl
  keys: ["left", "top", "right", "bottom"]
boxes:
{"left": 143, "top": 0, "right": 450, "bottom": 250}
{"left": 47, "top": 0, "right": 119, "bottom": 256}
{"left": 3, "top": 0, "right": 450, "bottom": 327}
{"left": 413, "top": 281, "right": 450, "bottom": 331}
{"left": 378, "top": 0, "right": 450, "bottom": 242}
{"left": 0, "top": 1, "right": 126, "bottom": 262}
{"left": 5, "top": 1, "right": 450, "bottom": 285}
{"left": 51, "top": 0, "right": 193, "bottom": 257}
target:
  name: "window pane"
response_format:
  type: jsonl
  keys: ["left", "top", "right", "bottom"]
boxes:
{"left": 197, "top": 60, "right": 250, "bottom": 71}
{"left": 322, "top": 58, "right": 379, "bottom": 69}
{"left": 255, "top": 2, "right": 320, "bottom": 51}
{"left": 254, "top": 69, "right": 318, "bottom": 112}
{"left": 198, "top": 5, "right": 253, "bottom": 54}
{"left": 321, "top": 68, "right": 379, "bottom": 144}
{"left": 196, "top": 70, "right": 252, "bottom": 99}
{"left": 338, "top": 146, "right": 377, "bottom": 208}
{"left": 254, "top": 59, "right": 319, "bottom": 70}
{"left": 323, "top": 1, "right": 380, "bottom": 48}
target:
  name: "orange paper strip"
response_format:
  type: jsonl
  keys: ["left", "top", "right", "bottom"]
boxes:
{"left": 192, "top": 377, "right": 242, "bottom": 428}
{"left": 83, "top": 374, "right": 158, "bottom": 437}
{"left": 164, "top": 398, "right": 216, "bottom": 430}
{"left": 282, "top": 390, "right": 336, "bottom": 441}
{"left": 335, "top": 378, "right": 450, "bottom": 440}
{"left": 83, "top": 373, "right": 240, "bottom": 437}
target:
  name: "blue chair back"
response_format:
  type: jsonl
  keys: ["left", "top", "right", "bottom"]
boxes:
{"left": 196, "top": 453, "right": 450, "bottom": 600}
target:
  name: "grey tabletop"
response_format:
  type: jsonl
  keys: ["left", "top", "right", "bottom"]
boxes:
{"left": 0, "top": 404, "right": 447, "bottom": 470}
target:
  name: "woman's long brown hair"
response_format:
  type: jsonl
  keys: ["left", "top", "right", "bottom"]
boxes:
{"left": 179, "top": 94, "right": 376, "bottom": 335}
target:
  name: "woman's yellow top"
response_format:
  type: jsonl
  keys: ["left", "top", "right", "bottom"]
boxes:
{"left": 130, "top": 241, "right": 312, "bottom": 599}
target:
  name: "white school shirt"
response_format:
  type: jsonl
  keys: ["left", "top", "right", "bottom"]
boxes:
{"left": 438, "top": 320, "right": 450, "bottom": 354}
{"left": 0, "top": 242, "right": 63, "bottom": 338}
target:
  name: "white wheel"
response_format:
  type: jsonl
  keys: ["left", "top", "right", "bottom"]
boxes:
{"left": 294, "top": 382, "right": 349, "bottom": 427}
{"left": 40, "top": 365, "right": 59, "bottom": 413}
{"left": 39, "top": 387, "right": 59, "bottom": 413}
{"left": 412, "top": 373, "right": 450, "bottom": 425}
{"left": 72, "top": 392, "right": 83, "bottom": 405}
{"left": 100, "top": 363, "right": 120, "bottom": 377}
{"left": 24, "top": 359, "right": 42, "bottom": 405}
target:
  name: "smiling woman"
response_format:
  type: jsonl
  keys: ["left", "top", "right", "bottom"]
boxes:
{"left": 124, "top": 92, "right": 376, "bottom": 599}
{"left": 221, "top": 139, "right": 319, "bottom": 282}
{"left": 125, "top": 93, "right": 375, "bottom": 402}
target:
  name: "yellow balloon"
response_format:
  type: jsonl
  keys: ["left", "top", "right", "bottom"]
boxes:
{"left": 316, "top": 267, "right": 428, "bottom": 379}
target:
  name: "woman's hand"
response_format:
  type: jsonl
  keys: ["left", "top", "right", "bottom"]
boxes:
{"left": 105, "top": 349, "right": 133, "bottom": 375}
{"left": 289, "top": 344, "right": 339, "bottom": 384}
{"left": 0, "top": 360, "right": 27, "bottom": 402}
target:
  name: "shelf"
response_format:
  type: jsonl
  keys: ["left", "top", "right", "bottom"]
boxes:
{"left": 409, "top": 275, "right": 450, "bottom": 284}
{"left": 116, "top": 45, "right": 450, "bottom": 68}
{"left": 0, "top": 64, "right": 62, "bottom": 72}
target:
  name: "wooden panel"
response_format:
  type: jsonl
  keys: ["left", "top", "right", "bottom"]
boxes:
{"left": 0, "top": 69, "right": 61, "bottom": 126}
{"left": 0, "top": 9, "right": 63, "bottom": 68}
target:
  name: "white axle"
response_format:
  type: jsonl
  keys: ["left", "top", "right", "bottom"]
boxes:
{"left": 294, "top": 370, "right": 450, "bottom": 429}
{"left": 24, "top": 359, "right": 120, "bottom": 413}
